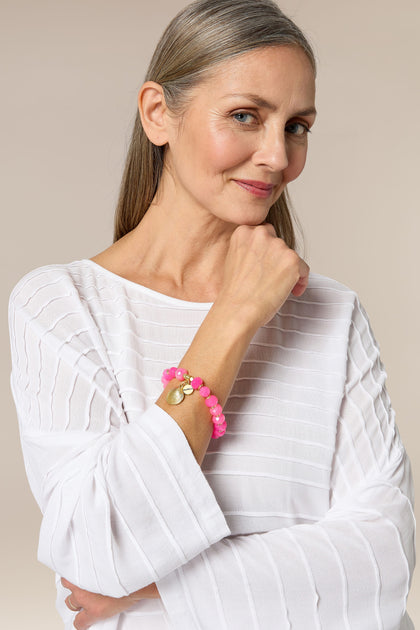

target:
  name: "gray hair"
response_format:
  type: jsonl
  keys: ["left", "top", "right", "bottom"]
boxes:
{"left": 148, "top": 0, "right": 316, "bottom": 112}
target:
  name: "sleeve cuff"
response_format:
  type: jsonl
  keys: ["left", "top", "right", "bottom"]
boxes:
{"left": 123, "top": 403, "right": 231, "bottom": 582}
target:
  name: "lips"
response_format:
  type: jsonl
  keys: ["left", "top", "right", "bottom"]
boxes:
{"left": 233, "top": 179, "right": 275, "bottom": 198}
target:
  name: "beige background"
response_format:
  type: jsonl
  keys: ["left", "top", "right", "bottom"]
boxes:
{"left": 1, "top": 0, "right": 419, "bottom": 627}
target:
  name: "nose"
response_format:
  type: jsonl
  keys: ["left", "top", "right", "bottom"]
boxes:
{"left": 252, "top": 129, "right": 289, "bottom": 172}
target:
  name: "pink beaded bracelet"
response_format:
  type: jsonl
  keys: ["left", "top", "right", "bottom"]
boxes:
{"left": 161, "top": 367, "right": 226, "bottom": 439}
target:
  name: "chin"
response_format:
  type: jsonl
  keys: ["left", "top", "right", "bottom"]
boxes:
{"left": 231, "top": 209, "right": 272, "bottom": 228}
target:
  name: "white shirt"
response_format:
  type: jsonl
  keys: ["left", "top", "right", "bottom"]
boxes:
{"left": 8, "top": 259, "right": 415, "bottom": 629}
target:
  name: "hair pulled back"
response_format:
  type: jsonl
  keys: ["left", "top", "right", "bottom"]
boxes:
{"left": 114, "top": 0, "right": 316, "bottom": 248}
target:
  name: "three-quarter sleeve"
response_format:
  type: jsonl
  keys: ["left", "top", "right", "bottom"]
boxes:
{"left": 8, "top": 271, "right": 230, "bottom": 598}
{"left": 156, "top": 298, "right": 415, "bottom": 629}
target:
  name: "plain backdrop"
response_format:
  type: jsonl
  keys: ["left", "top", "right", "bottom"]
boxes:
{"left": 1, "top": 0, "right": 419, "bottom": 627}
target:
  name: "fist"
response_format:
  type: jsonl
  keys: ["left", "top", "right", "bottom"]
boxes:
{"left": 216, "top": 224, "right": 309, "bottom": 329}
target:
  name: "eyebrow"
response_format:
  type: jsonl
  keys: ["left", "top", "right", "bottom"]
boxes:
{"left": 223, "top": 93, "right": 317, "bottom": 117}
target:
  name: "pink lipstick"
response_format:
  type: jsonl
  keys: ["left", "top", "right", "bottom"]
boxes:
{"left": 233, "top": 179, "right": 274, "bottom": 198}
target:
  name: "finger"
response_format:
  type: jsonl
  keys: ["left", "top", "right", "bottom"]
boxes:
{"left": 73, "top": 610, "right": 92, "bottom": 630}
{"left": 65, "top": 595, "right": 83, "bottom": 613}
{"left": 61, "top": 577, "right": 78, "bottom": 591}
{"left": 291, "top": 263, "right": 310, "bottom": 296}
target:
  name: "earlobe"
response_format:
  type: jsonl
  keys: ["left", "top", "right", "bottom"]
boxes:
{"left": 138, "top": 81, "right": 169, "bottom": 146}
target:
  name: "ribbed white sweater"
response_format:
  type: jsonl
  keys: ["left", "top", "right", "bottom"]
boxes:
{"left": 8, "top": 259, "right": 415, "bottom": 630}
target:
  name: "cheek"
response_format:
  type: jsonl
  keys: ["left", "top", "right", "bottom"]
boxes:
{"left": 284, "top": 144, "right": 308, "bottom": 184}
{"left": 203, "top": 127, "right": 254, "bottom": 172}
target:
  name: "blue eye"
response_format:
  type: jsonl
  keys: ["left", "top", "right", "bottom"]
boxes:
{"left": 233, "top": 112, "right": 256, "bottom": 125}
{"left": 286, "top": 122, "right": 310, "bottom": 136}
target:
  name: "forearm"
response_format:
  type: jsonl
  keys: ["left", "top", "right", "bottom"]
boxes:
{"left": 156, "top": 302, "right": 256, "bottom": 464}
{"left": 128, "top": 582, "right": 160, "bottom": 601}
{"left": 155, "top": 225, "right": 309, "bottom": 465}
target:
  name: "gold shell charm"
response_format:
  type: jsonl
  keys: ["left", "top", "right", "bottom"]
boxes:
{"left": 166, "top": 386, "right": 185, "bottom": 405}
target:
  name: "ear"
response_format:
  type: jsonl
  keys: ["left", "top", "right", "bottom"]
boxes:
{"left": 138, "top": 81, "right": 170, "bottom": 146}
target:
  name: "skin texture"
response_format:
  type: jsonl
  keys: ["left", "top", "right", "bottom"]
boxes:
{"left": 63, "top": 45, "right": 316, "bottom": 628}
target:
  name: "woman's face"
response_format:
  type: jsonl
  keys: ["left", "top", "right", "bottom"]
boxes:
{"left": 163, "top": 45, "right": 316, "bottom": 228}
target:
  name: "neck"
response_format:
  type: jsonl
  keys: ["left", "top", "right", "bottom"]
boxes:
{"left": 111, "top": 192, "right": 237, "bottom": 302}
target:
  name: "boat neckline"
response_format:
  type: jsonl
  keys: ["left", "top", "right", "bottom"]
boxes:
{"left": 80, "top": 258, "right": 215, "bottom": 308}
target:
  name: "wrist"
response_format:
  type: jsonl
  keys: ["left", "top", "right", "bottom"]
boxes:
{"left": 206, "top": 301, "right": 258, "bottom": 345}
{"left": 162, "top": 368, "right": 227, "bottom": 439}
{"left": 127, "top": 583, "right": 160, "bottom": 601}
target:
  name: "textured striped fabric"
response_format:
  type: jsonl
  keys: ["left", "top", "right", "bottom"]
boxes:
{"left": 8, "top": 259, "right": 415, "bottom": 630}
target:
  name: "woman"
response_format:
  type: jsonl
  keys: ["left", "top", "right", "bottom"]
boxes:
{"left": 8, "top": 0, "right": 415, "bottom": 628}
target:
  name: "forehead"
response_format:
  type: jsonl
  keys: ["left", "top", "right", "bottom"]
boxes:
{"left": 196, "top": 45, "right": 315, "bottom": 107}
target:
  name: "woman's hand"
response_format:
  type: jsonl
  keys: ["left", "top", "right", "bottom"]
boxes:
{"left": 62, "top": 578, "right": 160, "bottom": 630}
{"left": 215, "top": 223, "right": 309, "bottom": 331}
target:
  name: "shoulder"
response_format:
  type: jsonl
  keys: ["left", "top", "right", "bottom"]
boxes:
{"left": 8, "top": 260, "right": 92, "bottom": 316}
{"left": 10, "top": 260, "right": 80, "bottom": 303}
{"left": 8, "top": 258, "right": 120, "bottom": 311}
{"left": 283, "top": 271, "right": 359, "bottom": 324}
{"left": 8, "top": 259, "right": 120, "bottom": 377}
{"left": 7, "top": 260, "right": 108, "bottom": 339}
{"left": 8, "top": 260, "right": 124, "bottom": 410}
{"left": 304, "top": 272, "right": 358, "bottom": 303}
{"left": 277, "top": 271, "right": 374, "bottom": 354}
{"left": 301, "top": 272, "right": 379, "bottom": 357}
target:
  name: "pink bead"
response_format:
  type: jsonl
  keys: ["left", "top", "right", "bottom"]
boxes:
{"left": 191, "top": 377, "right": 203, "bottom": 390}
{"left": 205, "top": 395, "right": 218, "bottom": 408}
{"left": 210, "top": 404, "right": 223, "bottom": 416}
{"left": 161, "top": 367, "right": 176, "bottom": 386}
{"left": 212, "top": 422, "right": 227, "bottom": 439}
{"left": 199, "top": 386, "right": 210, "bottom": 398}
{"left": 175, "top": 368, "right": 188, "bottom": 381}
{"left": 213, "top": 413, "right": 225, "bottom": 425}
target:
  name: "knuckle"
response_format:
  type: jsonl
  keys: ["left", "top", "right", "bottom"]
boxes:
{"left": 255, "top": 224, "right": 270, "bottom": 236}
{"left": 251, "top": 224, "right": 275, "bottom": 246}
{"left": 231, "top": 225, "right": 248, "bottom": 246}
{"left": 234, "top": 224, "right": 250, "bottom": 237}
